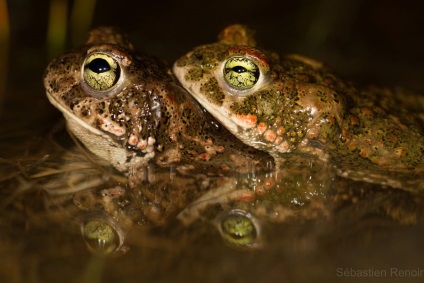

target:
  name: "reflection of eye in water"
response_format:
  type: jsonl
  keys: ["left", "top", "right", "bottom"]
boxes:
{"left": 216, "top": 209, "right": 262, "bottom": 250}
{"left": 81, "top": 211, "right": 125, "bottom": 255}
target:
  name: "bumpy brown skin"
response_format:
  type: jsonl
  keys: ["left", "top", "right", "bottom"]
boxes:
{"left": 173, "top": 25, "right": 424, "bottom": 189}
{"left": 44, "top": 27, "right": 272, "bottom": 182}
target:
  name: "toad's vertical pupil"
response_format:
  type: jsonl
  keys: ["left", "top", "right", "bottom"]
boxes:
{"left": 88, "top": 58, "right": 111, "bottom": 73}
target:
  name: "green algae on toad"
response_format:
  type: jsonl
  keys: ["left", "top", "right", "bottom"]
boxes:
{"left": 173, "top": 24, "right": 424, "bottom": 189}
{"left": 43, "top": 27, "right": 273, "bottom": 185}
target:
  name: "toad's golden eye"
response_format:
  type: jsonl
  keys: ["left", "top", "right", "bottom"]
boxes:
{"left": 223, "top": 57, "right": 259, "bottom": 90}
{"left": 218, "top": 209, "right": 259, "bottom": 248}
{"left": 83, "top": 53, "right": 120, "bottom": 91}
{"left": 82, "top": 219, "right": 119, "bottom": 255}
{"left": 81, "top": 212, "right": 124, "bottom": 255}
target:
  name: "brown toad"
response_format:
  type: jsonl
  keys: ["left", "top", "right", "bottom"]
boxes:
{"left": 173, "top": 25, "right": 424, "bottom": 189}
{"left": 43, "top": 27, "right": 272, "bottom": 184}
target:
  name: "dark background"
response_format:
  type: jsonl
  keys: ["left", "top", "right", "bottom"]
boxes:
{"left": 3, "top": 0, "right": 424, "bottom": 128}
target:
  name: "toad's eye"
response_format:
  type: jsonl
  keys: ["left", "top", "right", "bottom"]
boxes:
{"left": 83, "top": 53, "right": 121, "bottom": 91}
{"left": 223, "top": 57, "right": 259, "bottom": 90}
{"left": 217, "top": 209, "right": 261, "bottom": 249}
{"left": 81, "top": 212, "right": 124, "bottom": 255}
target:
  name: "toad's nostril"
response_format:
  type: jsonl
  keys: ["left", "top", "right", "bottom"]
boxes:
{"left": 193, "top": 52, "right": 203, "bottom": 61}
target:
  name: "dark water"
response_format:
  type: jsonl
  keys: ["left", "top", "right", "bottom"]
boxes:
{"left": 1, "top": 1, "right": 424, "bottom": 282}
{"left": 1, "top": 123, "right": 424, "bottom": 283}
{"left": 0, "top": 123, "right": 424, "bottom": 282}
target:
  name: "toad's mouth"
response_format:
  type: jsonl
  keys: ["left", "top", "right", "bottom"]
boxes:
{"left": 173, "top": 64, "right": 254, "bottom": 145}
{"left": 45, "top": 90, "right": 107, "bottom": 139}
{"left": 45, "top": 89, "right": 156, "bottom": 172}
